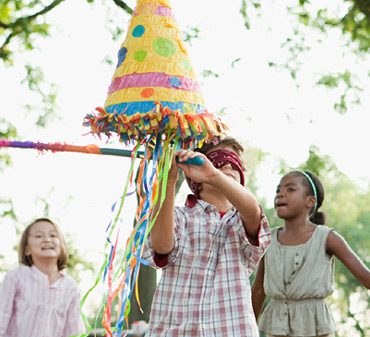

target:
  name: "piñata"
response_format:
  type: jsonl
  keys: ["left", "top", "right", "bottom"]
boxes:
{"left": 82, "top": 0, "right": 227, "bottom": 335}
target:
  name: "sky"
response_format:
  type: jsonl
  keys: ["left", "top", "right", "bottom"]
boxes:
{"left": 1, "top": 0, "right": 369, "bottom": 304}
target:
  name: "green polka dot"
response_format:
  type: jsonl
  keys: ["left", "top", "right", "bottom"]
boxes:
{"left": 134, "top": 50, "right": 147, "bottom": 62}
{"left": 153, "top": 38, "right": 176, "bottom": 57}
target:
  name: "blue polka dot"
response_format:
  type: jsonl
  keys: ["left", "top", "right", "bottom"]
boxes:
{"left": 116, "top": 47, "right": 127, "bottom": 68}
{"left": 132, "top": 25, "right": 145, "bottom": 37}
{"left": 169, "top": 76, "right": 182, "bottom": 88}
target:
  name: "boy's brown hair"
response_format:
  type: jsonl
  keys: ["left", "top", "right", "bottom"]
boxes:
{"left": 196, "top": 136, "right": 245, "bottom": 168}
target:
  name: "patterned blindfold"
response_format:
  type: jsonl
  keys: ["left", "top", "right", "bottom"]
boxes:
{"left": 187, "top": 149, "right": 246, "bottom": 196}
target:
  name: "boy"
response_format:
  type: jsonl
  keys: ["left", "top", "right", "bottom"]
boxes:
{"left": 143, "top": 137, "right": 271, "bottom": 337}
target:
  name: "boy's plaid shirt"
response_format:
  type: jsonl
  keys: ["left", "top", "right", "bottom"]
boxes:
{"left": 143, "top": 198, "right": 271, "bottom": 337}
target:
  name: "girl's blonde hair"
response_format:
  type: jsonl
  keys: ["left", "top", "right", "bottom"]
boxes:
{"left": 18, "top": 217, "right": 69, "bottom": 270}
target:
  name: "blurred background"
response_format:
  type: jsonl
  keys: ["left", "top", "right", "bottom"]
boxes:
{"left": 1, "top": 0, "right": 369, "bottom": 335}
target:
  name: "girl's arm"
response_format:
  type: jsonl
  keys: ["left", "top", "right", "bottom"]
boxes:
{"left": 150, "top": 156, "right": 178, "bottom": 254}
{"left": 251, "top": 256, "right": 266, "bottom": 319}
{"left": 326, "top": 231, "right": 370, "bottom": 289}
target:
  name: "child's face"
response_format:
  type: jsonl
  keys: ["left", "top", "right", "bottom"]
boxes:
{"left": 25, "top": 220, "right": 61, "bottom": 262}
{"left": 274, "top": 173, "right": 311, "bottom": 219}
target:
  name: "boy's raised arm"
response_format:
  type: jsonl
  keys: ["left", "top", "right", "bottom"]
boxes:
{"left": 208, "top": 170, "right": 261, "bottom": 239}
{"left": 177, "top": 150, "right": 262, "bottom": 241}
{"left": 150, "top": 157, "right": 178, "bottom": 254}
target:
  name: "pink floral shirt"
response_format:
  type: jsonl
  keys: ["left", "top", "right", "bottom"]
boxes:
{"left": 143, "top": 198, "right": 271, "bottom": 337}
{"left": 0, "top": 265, "right": 85, "bottom": 337}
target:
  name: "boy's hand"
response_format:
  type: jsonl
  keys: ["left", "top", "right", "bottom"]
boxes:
{"left": 176, "top": 150, "right": 218, "bottom": 184}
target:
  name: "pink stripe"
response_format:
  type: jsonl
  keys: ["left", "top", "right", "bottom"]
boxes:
{"left": 133, "top": 5, "right": 174, "bottom": 18}
{"left": 155, "top": 6, "right": 174, "bottom": 18}
{"left": 108, "top": 73, "right": 200, "bottom": 94}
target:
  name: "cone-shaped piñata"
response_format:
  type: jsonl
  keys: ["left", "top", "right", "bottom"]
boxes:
{"left": 81, "top": 1, "right": 227, "bottom": 335}
{"left": 84, "top": 0, "right": 227, "bottom": 148}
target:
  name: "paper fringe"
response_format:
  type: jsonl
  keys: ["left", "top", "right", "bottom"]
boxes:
{"left": 83, "top": 102, "right": 228, "bottom": 148}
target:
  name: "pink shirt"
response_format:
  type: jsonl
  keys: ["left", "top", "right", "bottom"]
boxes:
{"left": 0, "top": 265, "right": 85, "bottom": 337}
{"left": 143, "top": 198, "right": 271, "bottom": 337}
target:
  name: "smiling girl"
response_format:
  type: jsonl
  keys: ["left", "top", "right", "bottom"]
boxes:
{"left": 0, "top": 218, "right": 85, "bottom": 337}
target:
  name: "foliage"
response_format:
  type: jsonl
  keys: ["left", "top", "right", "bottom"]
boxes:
{"left": 66, "top": 236, "right": 96, "bottom": 283}
{"left": 325, "top": 175, "right": 370, "bottom": 336}
{"left": 286, "top": 1, "right": 369, "bottom": 113}
{"left": 240, "top": 0, "right": 370, "bottom": 113}
{"left": 298, "top": 0, "right": 370, "bottom": 52}
{"left": 21, "top": 64, "right": 59, "bottom": 126}
{"left": 0, "top": 0, "right": 64, "bottom": 64}
{"left": 0, "top": 0, "right": 132, "bottom": 64}
{"left": 243, "top": 145, "right": 267, "bottom": 195}
{"left": 0, "top": 118, "right": 18, "bottom": 170}
{"left": 1, "top": 1, "right": 369, "bottom": 334}
{"left": 0, "top": 118, "right": 18, "bottom": 271}
{"left": 182, "top": 26, "right": 200, "bottom": 44}
{"left": 0, "top": 0, "right": 133, "bottom": 127}
{"left": 240, "top": 0, "right": 261, "bottom": 30}
{"left": 0, "top": 198, "right": 17, "bottom": 273}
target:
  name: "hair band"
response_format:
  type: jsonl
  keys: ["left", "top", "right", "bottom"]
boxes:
{"left": 299, "top": 171, "right": 318, "bottom": 212}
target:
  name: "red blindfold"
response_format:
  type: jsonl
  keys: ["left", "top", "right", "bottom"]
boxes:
{"left": 186, "top": 149, "right": 245, "bottom": 197}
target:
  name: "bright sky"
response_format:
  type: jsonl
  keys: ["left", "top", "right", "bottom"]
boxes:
{"left": 1, "top": 0, "right": 369, "bottom": 298}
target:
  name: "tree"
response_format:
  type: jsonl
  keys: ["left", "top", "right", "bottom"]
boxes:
{"left": 0, "top": 0, "right": 133, "bottom": 123}
{"left": 0, "top": 0, "right": 133, "bottom": 64}
{"left": 240, "top": 0, "right": 370, "bottom": 114}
